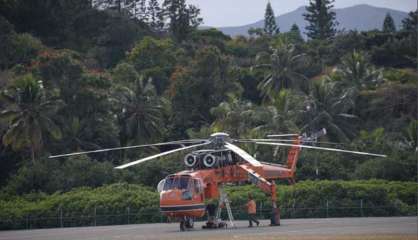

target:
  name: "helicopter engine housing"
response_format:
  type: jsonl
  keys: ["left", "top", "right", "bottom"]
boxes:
{"left": 184, "top": 154, "right": 198, "bottom": 167}
{"left": 203, "top": 154, "right": 218, "bottom": 168}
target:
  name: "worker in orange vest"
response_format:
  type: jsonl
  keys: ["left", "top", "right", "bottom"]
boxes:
{"left": 246, "top": 193, "right": 260, "bottom": 227}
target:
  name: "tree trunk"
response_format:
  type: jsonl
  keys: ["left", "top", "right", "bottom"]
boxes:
{"left": 31, "top": 145, "right": 35, "bottom": 163}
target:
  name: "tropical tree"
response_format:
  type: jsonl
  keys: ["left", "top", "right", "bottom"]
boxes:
{"left": 255, "top": 40, "right": 308, "bottom": 100}
{"left": 382, "top": 13, "right": 396, "bottom": 33}
{"left": 336, "top": 50, "right": 383, "bottom": 91}
{"left": 402, "top": 10, "right": 418, "bottom": 31}
{"left": 302, "top": 80, "right": 357, "bottom": 142}
{"left": 303, "top": 0, "right": 337, "bottom": 40}
{"left": 262, "top": 89, "right": 302, "bottom": 134}
{"left": 128, "top": 37, "right": 175, "bottom": 71}
{"left": 210, "top": 97, "right": 274, "bottom": 160}
{"left": 128, "top": 37, "right": 176, "bottom": 93}
{"left": 264, "top": 1, "right": 278, "bottom": 35}
{"left": 287, "top": 23, "right": 304, "bottom": 44}
{"left": 56, "top": 117, "right": 103, "bottom": 153}
{"left": 210, "top": 97, "right": 270, "bottom": 137}
{"left": 115, "top": 77, "right": 166, "bottom": 146}
{"left": 0, "top": 74, "right": 62, "bottom": 162}
{"left": 148, "top": 0, "right": 164, "bottom": 31}
{"left": 162, "top": 0, "right": 203, "bottom": 42}
{"left": 112, "top": 62, "right": 140, "bottom": 85}
{"left": 169, "top": 46, "right": 241, "bottom": 136}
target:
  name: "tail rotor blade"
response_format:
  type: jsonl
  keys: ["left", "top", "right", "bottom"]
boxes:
{"left": 115, "top": 141, "right": 211, "bottom": 169}
{"left": 49, "top": 139, "right": 207, "bottom": 159}
{"left": 225, "top": 143, "right": 262, "bottom": 167}
{"left": 255, "top": 142, "right": 387, "bottom": 158}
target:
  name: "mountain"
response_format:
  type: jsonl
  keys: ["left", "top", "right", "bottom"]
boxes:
{"left": 217, "top": 4, "right": 409, "bottom": 37}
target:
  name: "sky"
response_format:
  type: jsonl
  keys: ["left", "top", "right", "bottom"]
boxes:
{"left": 185, "top": 0, "right": 417, "bottom": 27}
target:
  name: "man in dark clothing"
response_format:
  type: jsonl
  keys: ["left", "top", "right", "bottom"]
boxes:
{"left": 206, "top": 202, "right": 217, "bottom": 225}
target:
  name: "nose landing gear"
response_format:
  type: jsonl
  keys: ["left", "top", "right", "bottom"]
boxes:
{"left": 180, "top": 217, "right": 194, "bottom": 231}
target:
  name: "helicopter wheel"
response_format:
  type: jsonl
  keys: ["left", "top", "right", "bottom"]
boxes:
{"left": 185, "top": 217, "right": 194, "bottom": 229}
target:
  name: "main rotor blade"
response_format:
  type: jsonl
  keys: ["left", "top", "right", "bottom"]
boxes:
{"left": 49, "top": 139, "right": 207, "bottom": 159}
{"left": 267, "top": 134, "right": 299, "bottom": 138}
{"left": 225, "top": 143, "right": 262, "bottom": 167}
{"left": 115, "top": 141, "right": 211, "bottom": 169}
{"left": 236, "top": 139, "right": 342, "bottom": 145}
{"left": 255, "top": 142, "right": 387, "bottom": 158}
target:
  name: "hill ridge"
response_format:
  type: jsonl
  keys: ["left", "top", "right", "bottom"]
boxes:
{"left": 215, "top": 4, "right": 408, "bottom": 37}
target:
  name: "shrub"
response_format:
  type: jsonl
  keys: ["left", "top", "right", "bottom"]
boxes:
{"left": 0, "top": 180, "right": 415, "bottom": 229}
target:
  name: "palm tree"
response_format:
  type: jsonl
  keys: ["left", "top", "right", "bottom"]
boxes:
{"left": 302, "top": 80, "right": 357, "bottom": 142}
{"left": 115, "top": 77, "right": 166, "bottom": 146}
{"left": 254, "top": 40, "right": 308, "bottom": 100}
{"left": 253, "top": 90, "right": 303, "bottom": 161}
{"left": 402, "top": 120, "right": 418, "bottom": 152}
{"left": 210, "top": 97, "right": 272, "bottom": 158}
{"left": 337, "top": 50, "right": 383, "bottom": 91}
{"left": 210, "top": 97, "right": 270, "bottom": 137}
{"left": 58, "top": 117, "right": 102, "bottom": 151}
{"left": 265, "top": 89, "right": 302, "bottom": 133}
{"left": 0, "top": 74, "right": 62, "bottom": 162}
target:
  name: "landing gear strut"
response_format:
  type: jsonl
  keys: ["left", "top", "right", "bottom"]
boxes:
{"left": 270, "top": 182, "right": 280, "bottom": 226}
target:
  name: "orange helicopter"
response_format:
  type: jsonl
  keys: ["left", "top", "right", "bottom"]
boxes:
{"left": 50, "top": 130, "right": 386, "bottom": 231}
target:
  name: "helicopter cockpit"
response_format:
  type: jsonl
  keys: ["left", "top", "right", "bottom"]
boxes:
{"left": 157, "top": 175, "right": 203, "bottom": 195}
{"left": 158, "top": 174, "right": 207, "bottom": 219}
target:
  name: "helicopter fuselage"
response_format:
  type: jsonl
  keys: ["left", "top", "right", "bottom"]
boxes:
{"left": 158, "top": 158, "right": 298, "bottom": 219}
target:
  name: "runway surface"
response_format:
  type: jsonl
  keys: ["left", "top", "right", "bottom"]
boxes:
{"left": 0, "top": 217, "right": 416, "bottom": 240}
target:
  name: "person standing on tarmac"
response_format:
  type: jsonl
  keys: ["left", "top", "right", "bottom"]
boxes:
{"left": 246, "top": 193, "right": 260, "bottom": 227}
{"left": 206, "top": 200, "right": 217, "bottom": 227}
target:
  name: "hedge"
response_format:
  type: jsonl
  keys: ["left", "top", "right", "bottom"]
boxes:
{"left": 0, "top": 180, "right": 416, "bottom": 229}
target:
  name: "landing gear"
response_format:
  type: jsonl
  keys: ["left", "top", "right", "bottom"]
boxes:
{"left": 270, "top": 206, "right": 281, "bottom": 226}
{"left": 203, "top": 187, "right": 234, "bottom": 229}
{"left": 270, "top": 183, "right": 281, "bottom": 226}
{"left": 202, "top": 221, "right": 227, "bottom": 229}
{"left": 180, "top": 217, "right": 194, "bottom": 231}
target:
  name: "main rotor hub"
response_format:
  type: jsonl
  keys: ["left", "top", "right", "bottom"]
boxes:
{"left": 209, "top": 132, "right": 231, "bottom": 148}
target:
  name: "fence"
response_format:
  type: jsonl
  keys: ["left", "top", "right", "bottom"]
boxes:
{"left": 0, "top": 200, "right": 415, "bottom": 230}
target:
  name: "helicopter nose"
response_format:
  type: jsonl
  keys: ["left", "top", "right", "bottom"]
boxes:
{"left": 160, "top": 189, "right": 193, "bottom": 202}
{"left": 160, "top": 189, "right": 181, "bottom": 203}
{"left": 160, "top": 190, "right": 206, "bottom": 218}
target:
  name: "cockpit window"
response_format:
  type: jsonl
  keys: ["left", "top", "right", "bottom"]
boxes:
{"left": 193, "top": 179, "right": 202, "bottom": 193}
{"left": 163, "top": 176, "right": 191, "bottom": 190}
{"left": 179, "top": 177, "right": 189, "bottom": 189}
{"left": 157, "top": 179, "right": 165, "bottom": 193}
{"left": 163, "top": 177, "right": 174, "bottom": 190}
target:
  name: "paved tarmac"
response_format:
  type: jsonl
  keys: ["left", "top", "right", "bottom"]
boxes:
{"left": 0, "top": 217, "right": 416, "bottom": 240}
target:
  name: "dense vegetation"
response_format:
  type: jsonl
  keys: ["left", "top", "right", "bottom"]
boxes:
{"left": 0, "top": 0, "right": 417, "bottom": 226}
{"left": 0, "top": 180, "right": 416, "bottom": 229}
